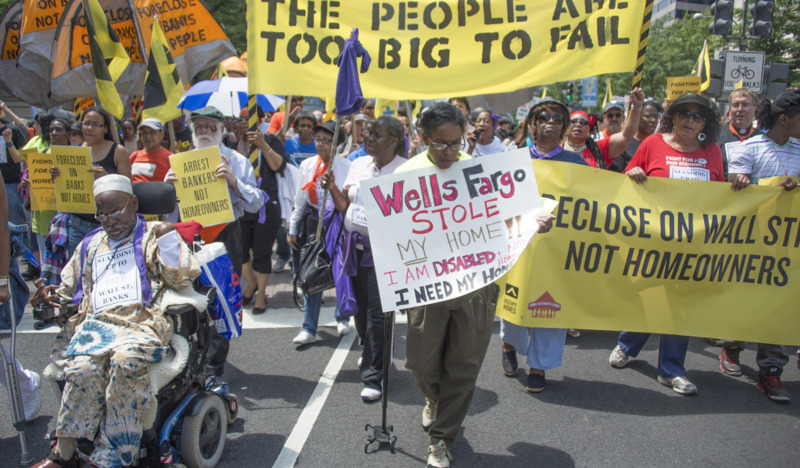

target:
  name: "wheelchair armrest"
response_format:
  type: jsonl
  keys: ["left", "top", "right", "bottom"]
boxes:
{"left": 165, "top": 304, "right": 198, "bottom": 316}
{"left": 164, "top": 287, "right": 216, "bottom": 316}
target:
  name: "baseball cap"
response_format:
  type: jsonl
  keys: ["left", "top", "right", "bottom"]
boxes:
{"left": 189, "top": 106, "right": 225, "bottom": 123}
{"left": 603, "top": 100, "right": 625, "bottom": 114}
{"left": 773, "top": 89, "right": 800, "bottom": 113}
{"left": 313, "top": 120, "right": 345, "bottom": 145}
{"left": 138, "top": 117, "right": 164, "bottom": 131}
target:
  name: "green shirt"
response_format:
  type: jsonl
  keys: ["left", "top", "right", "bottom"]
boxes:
{"left": 397, "top": 151, "right": 471, "bottom": 172}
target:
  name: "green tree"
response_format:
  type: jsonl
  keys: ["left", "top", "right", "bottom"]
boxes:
{"left": 204, "top": 0, "right": 247, "bottom": 54}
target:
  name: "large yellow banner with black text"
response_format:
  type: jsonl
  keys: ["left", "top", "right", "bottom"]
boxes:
{"left": 247, "top": 0, "right": 646, "bottom": 98}
{"left": 496, "top": 161, "right": 800, "bottom": 346}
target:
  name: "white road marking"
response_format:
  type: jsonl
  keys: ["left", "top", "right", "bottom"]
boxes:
{"left": 272, "top": 331, "right": 356, "bottom": 468}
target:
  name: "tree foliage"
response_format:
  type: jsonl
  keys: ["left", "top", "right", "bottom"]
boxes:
{"left": 204, "top": 0, "right": 247, "bottom": 55}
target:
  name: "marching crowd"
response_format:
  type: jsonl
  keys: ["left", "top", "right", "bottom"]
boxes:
{"left": 0, "top": 85, "right": 799, "bottom": 467}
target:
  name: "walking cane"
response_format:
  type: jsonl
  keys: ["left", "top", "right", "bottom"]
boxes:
{"left": 365, "top": 310, "right": 397, "bottom": 453}
{"left": 1, "top": 284, "right": 35, "bottom": 465}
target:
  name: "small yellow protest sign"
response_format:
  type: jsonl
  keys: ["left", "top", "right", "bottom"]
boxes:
{"left": 667, "top": 76, "right": 702, "bottom": 101}
{"left": 169, "top": 147, "right": 234, "bottom": 227}
{"left": 52, "top": 146, "right": 95, "bottom": 214}
{"left": 27, "top": 152, "right": 56, "bottom": 211}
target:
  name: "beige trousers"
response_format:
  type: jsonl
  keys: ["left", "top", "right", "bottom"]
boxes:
{"left": 405, "top": 286, "right": 495, "bottom": 447}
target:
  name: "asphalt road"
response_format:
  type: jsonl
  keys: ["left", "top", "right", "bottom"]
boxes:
{"left": 2, "top": 307, "right": 799, "bottom": 467}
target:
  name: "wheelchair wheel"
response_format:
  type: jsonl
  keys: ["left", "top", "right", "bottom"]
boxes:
{"left": 181, "top": 394, "right": 227, "bottom": 468}
{"left": 226, "top": 394, "right": 238, "bottom": 426}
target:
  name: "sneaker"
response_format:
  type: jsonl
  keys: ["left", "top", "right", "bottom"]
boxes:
{"left": 357, "top": 356, "right": 363, "bottom": 367}
{"left": 427, "top": 440, "right": 452, "bottom": 468}
{"left": 361, "top": 387, "right": 381, "bottom": 402}
{"left": 657, "top": 375, "right": 698, "bottom": 395}
{"left": 526, "top": 372, "right": 546, "bottom": 393}
{"left": 501, "top": 350, "right": 518, "bottom": 377}
{"left": 422, "top": 398, "right": 437, "bottom": 431}
{"left": 609, "top": 345, "right": 631, "bottom": 368}
{"left": 705, "top": 338, "right": 726, "bottom": 347}
{"left": 336, "top": 321, "right": 352, "bottom": 336}
{"left": 23, "top": 371, "right": 42, "bottom": 422}
{"left": 273, "top": 258, "right": 288, "bottom": 273}
{"left": 567, "top": 329, "right": 581, "bottom": 338}
{"left": 292, "top": 330, "right": 319, "bottom": 345}
{"left": 719, "top": 347, "right": 742, "bottom": 376}
{"left": 757, "top": 373, "right": 790, "bottom": 402}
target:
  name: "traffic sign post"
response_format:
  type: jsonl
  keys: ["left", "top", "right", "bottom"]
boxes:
{"left": 582, "top": 77, "right": 598, "bottom": 108}
{"left": 722, "top": 50, "right": 765, "bottom": 93}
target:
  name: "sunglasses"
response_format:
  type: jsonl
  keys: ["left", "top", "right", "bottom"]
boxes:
{"left": 536, "top": 113, "right": 563, "bottom": 123}
{"left": 314, "top": 137, "right": 333, "bottom": 144}
{"left": 95, "top": 197, "right": 132, "bottom": 222}
{"left": 606, "top": 112, "right": 623, "bottom": 119}
{"left": 675, "top": 109, "right": 706, "bottom": 123}
{"left": 570, "top": 118, "right": 590, "bottom": 126}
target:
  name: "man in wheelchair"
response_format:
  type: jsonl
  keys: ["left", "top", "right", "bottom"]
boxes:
{"left": 31, "top": 175, "right": 200, "bottom": 468}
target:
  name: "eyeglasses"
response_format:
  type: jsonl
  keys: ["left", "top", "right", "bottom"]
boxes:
{"left": 536, "top": 113, "right": 563, "bottom": 124}
{"left": 314, "top": 137, "right": 334, "bottom": 144}
{"left": 95, "top": 197, "right": 132, "bottom": 222}
{"left": 675, "top": 109, "right": 706, "bottom": 123}
{"left": 194, "top": 123, "right": 218, "bottom": 133}
{"left": 569, "top": 118, "right": 589, "bottom": 126}
{"left": 605, "top": 112, "right": 623, "bottom": 119}
{"left": 730, "top": 102, "right": 754, "bottom": 110}
{"left": 642, "top": 112, "right": 660, "bottom": 121}
{"left": 82, "top": 121, "right": 104, "bottom": 129}
{"left": 429, "top": 141, "right": 464, "bottom": 152}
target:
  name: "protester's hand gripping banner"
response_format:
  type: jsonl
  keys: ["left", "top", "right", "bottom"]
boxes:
{"left": 496, "top": 161, "right": 800, "bottom": 346}
{"left": 362, "top": 149, "right": 549, "bottom": 311}
{"left": 247, "top": 0, "right": 646, "bottom": 98}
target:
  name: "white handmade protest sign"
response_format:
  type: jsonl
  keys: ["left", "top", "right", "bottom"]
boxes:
{"left": 362, "top": 148, "right": 545, "bottom": 312}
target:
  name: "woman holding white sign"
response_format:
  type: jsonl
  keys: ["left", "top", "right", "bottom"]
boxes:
{"left": 609, "top": 93, "right": 723, "bottom": 396}
{"left": 320, "top": 116, "right": 406, "bottom": 402}
{"left": 396, "top": 103, "right": 554, "bottom": 468}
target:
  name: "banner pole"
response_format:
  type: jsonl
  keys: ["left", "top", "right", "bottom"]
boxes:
{"left": 315, "top": 117, "right": 340, "bottom": 241}
{"left": 631, "top": 0, "right": 654, "bottom": 90}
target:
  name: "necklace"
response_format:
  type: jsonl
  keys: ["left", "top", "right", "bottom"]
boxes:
{"left": 563, "top": 140, "right": 586, "bottom": 153}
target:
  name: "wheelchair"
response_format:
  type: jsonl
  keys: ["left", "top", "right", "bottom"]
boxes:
{"left": 37, "top": 182, "right": 238, "bottom": 468}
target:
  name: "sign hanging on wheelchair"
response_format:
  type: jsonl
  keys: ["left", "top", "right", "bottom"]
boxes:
{"left": 723, "top": 50, "right": 765, "bottom": 93}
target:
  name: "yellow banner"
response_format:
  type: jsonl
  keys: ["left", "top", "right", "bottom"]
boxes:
{"left": 666, "top": 76, "right": 701, "bottom": 101}
{"left": 52, "top": 146, "right": 95, "bottom": 214}
{"left": 247, "top": 1, "right": 646, "bottom": 98}
{"left": 496, "top": 161, "right": 800, "bottom": 346}
{"left": 28, "top": 152, "right": 57, "bottom": 212}
{"left": 169, "top": 147, "right": 234, "bottom": 227}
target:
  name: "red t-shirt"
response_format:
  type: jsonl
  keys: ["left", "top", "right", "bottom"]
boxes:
{"left": 625, "top": 134, "right": 724, "bottom": 182}
{"left": 267, "top": 112, "right": 286, "bottom": 133}
{"left": 129, "top": 147, "right": 172, "bottom": 182}
{"left": 580, "top": 138, "right": 612, "bottom": 168}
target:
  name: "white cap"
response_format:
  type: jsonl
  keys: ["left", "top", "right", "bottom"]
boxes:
{"left": 94, "top": 174, "right": 133, "bottom": 196}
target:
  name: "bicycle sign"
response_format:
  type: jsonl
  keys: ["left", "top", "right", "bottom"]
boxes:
{"left": 723, "top": 51, "right": 765, "bottom": 93}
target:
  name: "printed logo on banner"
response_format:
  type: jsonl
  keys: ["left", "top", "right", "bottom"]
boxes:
{"left": 528, "top": 292, "right": 561, "bottom": 319}
{"left": 505, "top": 284, "right": 519, "bottom": 299}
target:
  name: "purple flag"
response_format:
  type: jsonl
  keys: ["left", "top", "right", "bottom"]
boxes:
{"left": 335, "top": 28, "right": 371, "bottom": 116}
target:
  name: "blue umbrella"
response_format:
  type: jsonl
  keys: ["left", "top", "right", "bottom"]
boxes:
{"left": 177, "top": 77, "right": 285, "bottom": 117}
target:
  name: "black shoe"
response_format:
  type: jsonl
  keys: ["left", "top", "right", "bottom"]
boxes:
{"left": 242, "top": 293, "right": 255, "bottom": 306}
{"left": 502, "top": 351, "right": 518, "bottom": 376}
{"left": 23, "top": 267, "right": 40, "bottom": 281}
{"left": 526, "top": 372, "right": 545, "bottom": 393}
{"left": 34, "top": 318, "right": 57, "bottom": 330}
{"left": 252, "top": 305, "right": 267, "bottom": 315}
